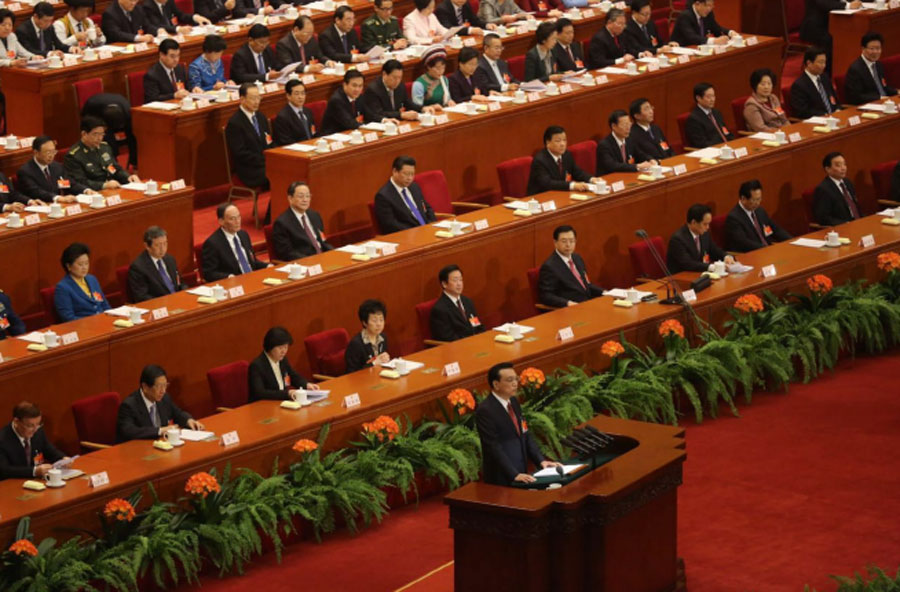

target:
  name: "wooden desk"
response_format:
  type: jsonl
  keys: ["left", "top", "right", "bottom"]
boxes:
{"left": 713, "top": 0, "right": 786, "bottom": 38}
{"left": 7, "top": 0, "right": 104, "bottom": 22}
{"left": 266, "top": 36, "right": 782, "bottom": 233}
{"left": 830, "top": 6, "right": 900, "bottom": 77}
{"left": 132, "top": 15, "right": 609, "bottom": 191}
{"left": 0, "top": 186, "right": 194, "bottom": 319}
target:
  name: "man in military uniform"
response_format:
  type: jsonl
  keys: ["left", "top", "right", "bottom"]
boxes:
{"left": 360, "top": 0, "right": 407, "bottom": 52}
{"left": 0, "top": 291, "right": 26, "bottom": 340}
{"left": 63, "top": 115, "right": 140, "bottom": 191}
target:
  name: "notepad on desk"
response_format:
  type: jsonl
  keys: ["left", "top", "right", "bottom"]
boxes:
{"left": 791, "top": 238, "right": 827, "bottom": 248}
{"left": 187, "top": 286, "right": 215, "bottom": 297}
{"left": 284, "top": 143, "right": 317, "bottom": 152}
{"left": 179, "top": 429, "right": 216, "bottom": 442}
{"left": 533, "top": 463, "right": 587, "bottom": 478}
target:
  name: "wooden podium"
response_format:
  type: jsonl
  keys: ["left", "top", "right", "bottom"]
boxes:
{"left": 444, "top": 416, "right": 686, "bottom": 592}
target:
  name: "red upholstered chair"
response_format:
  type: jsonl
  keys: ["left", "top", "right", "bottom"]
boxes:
{"left": 405, "top": 81, "right": 413, "bottom": 98}
{"left": 223, "top": 53, "right": 233, "bottom": 78}
{"left": 367, "top": 202, "right": 382, "bottom": 234}
{"left": 710, "top": 214, "right": 727, "bottom": 249}
{"left": 655, "top": 17, "right": 670, "bottom": 44}
{"left": 71, "top": 392, "right": 120, "bottom": 452}
{"left": 221, "top": 127, "right": 263, "bottom": 227}
{"left": 872, "top": 160, "right": 899, "bottom": 205}
{"left": 115, "top": 265, "right": 132, "bottom": 303}
{"left": 40, "top": 286, "right": 59, "bottom": 325}
{"left": 304, "top": 328, "right": 350, "bottom": 379}
{"left": 801, "top": 187, "right": 824, "bottom": 230}
{"left": 468, "top": 0, "right": 479, "bottom": 12}
{"left": 676, "top": 112, "right": 697, "bottom": 151}
{"left": 262, "top": 223, "right": 281, "bottom": 263}
{"left": 568, "top": 140, "right": 597, "bottom": 177}
{"left": 207, "top": 360, "right": 249, "bottom": 411}
{"left": 884, "top": 54, "right": 900, "bottom": 88}
{"left": 497, "top": 156, "right": 532, "bottom": 198}
{"left": 508, "top": 55, "right": 525, "bottom": 82}
{"left": 415, "top": 298, "right": 446, "bottom": 348}
{"left": 781, "top": 84, "right": 796, "bottom": 120}
{"left": 73, "top": 78, "right": 103, "bottom": 112}
{"left": 175, "top": 0, "right": 193, "bottom": 12}
{"left": 526, "top": 267, "right": 555, "bottom": 314}
{"left": 731, "top": 96, "right": 751, "bottom": 135}
{"left": 193, "top": 243, "right": 204, "bottom": 282}
{"left": 783, "top": 0, "right": 810, "bottom": 57}
{"left": 125, "top": 71, "right": 145, "bottom": 107}
{"left": 834, "top": 73, "right": 846, "bottom": 105}
{"left": 88, "top": 13, "right": 101, "bottom": 26}
{"left": 628, "top": 236, "right": 666, "bottom": 280}
{"left": 307, "top": 99, "right": 326, "bottom": 131}
{"left": 414, "top": 170, "right": 489, "bottom": 216}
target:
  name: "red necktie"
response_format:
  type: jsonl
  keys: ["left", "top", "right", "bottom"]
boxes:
{"left": 456, "top": 298, "right": 467, "bottom": 320}
{"left": 44, "top": 167, "right": 52, "bottom": 183}
{"left": 170, "top": 69, "right": 177, "bottom": 86}
{"left": 708, "top": 111, "right": 727, "bottom": 143}
{"left": 506, "top": 402, "right": 520, "bottom": 435}
{"left": 619, "top": 141, "right": 627, "bottom": 163}
{"left": 750, "top": 211, "right": 767, "bottom": 245}
{"left": 568, "top": 258, "right": 586, "bottom": 289}
{"left": 840, "top": 182, "right": 859, "bottom": 219}
{"left": 614, "top": 34, "right": 620, "bottom": 49}
{"left": 24, "top": 438, "right": 32, "bottom": 466}
{"left": 567, "top": 45, "right": 574, "bottom": 62}
{"left": 557, "top": 157, "right": 563, "bottom": 176}
{"left": 299, "top": 41, "right": 306, "bottom": 64}
{"left": 301, "top": 215, "right": 321, "bottom": 253}
{"left": 694, "top": 234, "right": 701, "bottom": 254}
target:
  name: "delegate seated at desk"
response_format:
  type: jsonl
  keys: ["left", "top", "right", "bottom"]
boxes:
{"left": 477, "top": 0, "right": 527, "bottom": 27}
{"left": 102, "top": 0, "right": 155, "bottom": 44}
{"left": 345, "top": 299, "right": 391, "bottom": 373}
{"left": 230, "top": 24, "right": 280, "bottom": 83}
{"left": 248, "top": 326, "right": 318, "bottom": 402}
{"left": 448, "top": 48, "right": 490, "bottom": 103}
{"left": 362, "top": 59, "right": 425, "bottom": 123}
{"left": 430, "top": 264, "right": 485, "bottom": 342}
{"left": 435, "top": 0, "right": 491, "bottom": 37}
{"left": 274, "top": 80, "right": 317, "bottom": 145}
{"left": 276, "top": 16, "right": 335, "bottom": 74}
{"left": 319, "top": 7, "right": 366, "bottom": 64}
{"left": 685, "top": 82, "right": 734, "bottom": 149}
{"left": 0, "top": 290, "right": 25, "bottom": 340}
{"left": 623, "top": 0, "right": 674, "bottom": 56}
{"left": 724, "top": 179, "right": 791, "bottom": 253}
{"left": 144, "top": 38, "right": 202, "bottom": 103}
{"left": 628, "top": 98, "right": 673, "bottom": 161}
{"left": 474, "top": 34, "right": 520, "bottom": 93}
{"left": 587, "top": 8, "right": 634, "bottom": 69}
{"left": 116, "top": 365, "right": 203, "bottom": 442}
{"left": 666, "top": 203, "right": 734, "bottom": 274}
{"left": 812, "top": 151, "right": 861, "bottom": 227}
{"left": 15, "top": 2, "right": 76, "bottom": 57}
{"left": 374, "top": 155, "right": 437, "bottom": 233}
{"left": 0, "top": 172, "right": 27, "bottom": 213}
{"left": 64, "top": 116, "right": 140, "bottom": 191}
{"left": 127, "top": 225, "right": 187, "bottom": 302}
{"left": 670, "top": 0, "right": 734, "bottom": 47}
{"left": 551, "top": 18, "right": 584, "bottom": 71}
{"left": 0, "top": 9, "right": 36, "bottom": 71}
{"left": 596, "top": 109, "right": 656, "bottom": 175}
{"left": 523, "top": 22, "right": 562, "bottom": 83}
{"left": 54, "top": 242, "right": 111, "bottom": 322}
{"left": 411, "top": 46, "right": 454, "bottom": 108}
{"left": 321, "top": 70, "right": 366, "bottom": 134}
{"left": 225, "top": 82, "right": 273, "bottom": 189}
{"left": 790, "top": 47, "right": 841, "bottom": 120}
{"left": 193, "top": 0, "right": 247, "bottom": 24}
{"left": 141, "top": 0, "right": 211, "bottom": 36}
{"left": 201, "top": 203, "right": 270, "bottom": 281}
{"left": 271, "top": 181, "right": 333, "bottom": 260}
{"left": 361, "top": 0, "right": 408, "bottom": 52}
{"left": 844, "top": 32, "right": 898, "bottom": 106}
{"left": 538, "top": 225, "right": 603, "bottom": 308}
{"left": 17, "top": 136, "right": 93, "bottom": 205}
{"left": 403, "top": 0, "right": 448, "bottom": 46}
{"left": 743, "top": 68, "right": 789, "bottom": 133}
{"left": 526, "top": 125, "right": 600, "bottom": 195}
{"left": 188, "top": 34, "right": 230, "bottom": 91}
{"left": 54, "top": 0, "right": 106, "bottom": 49}
{"left": 0, "top": 402, "right": 67, "bottom": 480}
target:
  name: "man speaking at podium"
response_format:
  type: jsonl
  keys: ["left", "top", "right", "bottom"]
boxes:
{"left": 476, "top": 362, "right": 560, "bottom": 485}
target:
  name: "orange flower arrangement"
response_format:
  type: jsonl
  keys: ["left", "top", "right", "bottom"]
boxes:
{"left": 292, "top": 439, "right": 318, "bottom": 454}
{"left": 9, "top": 539, "right": 38, "bottom": 557}
{"left": 601, "top": 340, "right": 625, "bottom": 358}
{"left": 734, "top": 294, "right": 764, "bottom": 314}
{"left": 877, "top": 251, "right": 900, "bottom": 272}
{"left": 184, "top": 472, "right": 221, "bottom": 498}
{"left": 362, "top": 415, "right": 400, "bottom": 442}
{"left": 807, "top": 274, "right": 833, "bottom": 294}
{"left": 659, "top": 319, "right": 685, "bottom": 339}
{"left": 447, "top": 389, "right": 476, "bottom": 415}
{"left": 518, "top": 367, "right": 545, "bottom": 387}
{"left": 103, "top": 498, "right": 136, "bottom": 522}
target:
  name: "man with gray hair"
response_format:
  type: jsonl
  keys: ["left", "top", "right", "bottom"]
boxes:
{"left": 587, "top": 7, "right": 634, "bottom": 68}
{"left": 127, "top": 226, "right": 186, "bottom": 302}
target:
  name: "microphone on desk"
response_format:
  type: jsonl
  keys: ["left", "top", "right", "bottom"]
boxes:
{"left": 634, "top": 229, "right": 682, "bottom": 305}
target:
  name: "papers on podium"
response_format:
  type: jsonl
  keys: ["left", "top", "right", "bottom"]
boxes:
{"left": 533, "top": 463, "right": 586, "bottom": 478}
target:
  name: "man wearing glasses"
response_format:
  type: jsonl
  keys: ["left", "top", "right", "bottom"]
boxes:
{"left": 361, "top": 0, "right": 407, "bottom": 51}
{"left": 17, "top": 136, "right": 96, "bottom": 205}
{"left": 0, "top": 401, "right": 68, "bottom": 480}
{"left": 474, "top": 33, "right": 519, "bottom": 93}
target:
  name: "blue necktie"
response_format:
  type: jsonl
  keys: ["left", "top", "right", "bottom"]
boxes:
{"left": 872, "top": 64, "right": 887, "bottom": 97}
{"left": 257, "top": 53, "right": 265, "bottom": 75}
{"left": 233, "top": 236, "right": 252, "bottom": 273}
{"left": 157, "top": 259, "right": 175, "bottom": 293}
{"left": 251, "top": 113, "right": 260, "bottom": 136}
{"left": 402, "top": 188, "right": 425, "bottom": 226}
{"left": 341, "top": 33, "right": 348, "bottom": 53}
{"left": 816, "top": 77, "right": 833, "bottom": 114}
{"left": 149, "top": 403, "right": 159, "bottom": 428}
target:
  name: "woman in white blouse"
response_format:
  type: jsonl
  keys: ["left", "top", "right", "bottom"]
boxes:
{"left": 0, "top": 9, "right": 35, "bottom": 68}
{"left": 403, "top": 0, "right": 447, "bottom": 46}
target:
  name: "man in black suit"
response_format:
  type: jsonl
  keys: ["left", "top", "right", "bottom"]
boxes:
{"left": 193, "top": 0, "right": 244, "bottom": 23}
{"left": 724, "top": 179, "right": 791, "bottom": 253}
{"left": 587, "top": 8, "right": 634, "bottom": 69}
{"left": 790, "top": 47, "right": 841, "bottom": 119}
{"left": 143, "top": 39, "right": 198, "bottom": 103}
{"left": 475, "top": 363, "right": 559, "bottom": 486}
{"left": 435, "top": 0, "right": 490, "bottom": 36}
{"left": 236, "top": 0, "right": 280, "bottom": 18}
{"left": 230, "top": 24, "right": 280, "bottom": 84}
{"left": 670, "top": 0, "right": 733, "bottom": 47}
{"left": 15, "top": 2, "right": 75, "bottom": 56}
{"left": 667, "top": 203, "right": 734, "bottom": 274}
{"left": 685, "top": 82, "right": 734, "bottom": 149}
{"left": 201, "top": 203, "right": 270, "bottom": 280}
{"left": 321, "top": 70, "right": 365, "bottom": 134}
{"left": 800, "top": 0, "right": 861, "bottom": 66}
{"left": 0, "top": 173, "right": 27, "bottom": 213}
{"left": 623, "top": 0, "right": 673, "bottom": 56}
{"left": 552, "top": 18, "right": 585, "bottom": 72}
{"left": 0, "top": 402, "right": 66, "bottom": 480}
{"left": 273, "top": 80, "right": 316, "bottom": 145}
{"left": 361, "top": 59, "right": 423, "bottom": 123}
{"left": 319, "top": 6, "right": 366, "bottom": 64}
{"left": 0, "top": 290, "right": 26, "bottom": 340}
{"left": 127, "top": 226, "right": 186, "bottom": 302}
{"left": 429, "top": 264, "right": 485, "bottom": 342}
{"left": 629, "top": 98, "right": 673, "bottom": 160}
{"left": 596, "top": 109, "right": 656, "bottom": 175}
{"left": 142, "top": 0, "right": 209, "bottom": 35}
{"left": 474, "top": 34, "right": 519, "bottom": 93}
{"left": 102, "top": 0, "right": 155, "bottom": 44}
{"left": 527, "top": 125, "right": 599, "bottom": 196}
{"left": 844, "top": 32, "right": 898, "bottom": 105}
{"left": 276, "top": 16, "right": 333, "bottom": 74}
{"left": 116, "top": 365, "right": 203, "bottom": 443}
{"left": 225, "top": 82, "right": 272, "bottom": 189}
{"left": 271, "top": 181, "right": 333, "bottom": 260}
{"left": 248, "top": 327, "right": 317, "bottom": 402}
{"left": 16, "top": 136, "right": 93, "bottom": 204}
{"left": 813, "top": 151, "right": 861, "bottom": 226}
{"left": 538, "top": 225, "right": 603, "bottom": 308}
{"left": 373, "top": 155, "right": 436, "bottom": 234}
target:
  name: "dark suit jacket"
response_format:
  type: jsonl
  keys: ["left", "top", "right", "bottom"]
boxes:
{"left": 344, "top": 331, "right": 389, "bottom": 373}
{"left": 670, "top": 6, "right": 729, "bottom": 46}
{"left": 54, "top": 273, "right": 110, "bottom": 322}
{"left": 15, "top": 20, "right": 69, "bottom": 56}
{"left": 143, "top": 61, "right": 188, "bottom": 103}
{"left": 116, "top": 389, "right": 192, "bottom": 442}
{"left": 891, "top": 161, "right": 900, "bottom": 203}
{"left": 526, "top": 148, "right": 591, "bottom": 196}
{"left": 447, "top": 70, "right": 486, "bottom": 103}
{"left": 0, "top": 172, "right": 26, "bottom": 208}
{"left": 16, "top": 160, "right": 87, "bottom": 202}
{"left": 475, "top": 395, "right": 544, "bottom": 485}
{"left": 685, "top": 105, "right": 734, "bottom": 149}
{"left": 248, "top": 351, "right": 308, "bottom": 402}
{"left": 0, "top": 423, "right": 64, "bottom": 479}
{"left": 273, "top": 104, "right": 316, "bottom": 145}
{"left": 629, "top": 122, "right": 673, "bottom": 161}
{"left": 142, "top": 0, "right": 193, "bottom": 34}
{"left": 523, "top": 46, "right": 557, "bottom": 82}
{"left": 275, "top": 33, "right": 328, "bottom": 69}
{"left": 321, "top": 87, "right": 362, "bottom": 134}
{"left": 271, "top": 207, "right": 332, "bottom": 260}
{"left": 724, "top": 203, "right": 791, "bottom": 253}
{"left": 596, "top": 133, "right": 644, "bottom": 175}
{"left": 474, "top": 55, "right": 517, "bottom": 92}
{"left": 193, "top": 0, "right": 246, "bottom": 22}
{"left": 230, "top": 43, "right": 279, "bottom": 83}
{"left": 318, "top": 25, "right": 361, "bottom": 63}
{"left": 538, "top": 251, "right": 602, "bottom": 307}
{"left": 430, "top": 292, "right": 484, "bottom": 342}
{"left": 435, "top": 0, "right": 485, "bottom": 35}
{"left": 812, "top": 176, "right": 860, "bottom": 226}
{"left": 552, "top": 41, "right": 585, "bottom": 72}
{"left": 225, "top": 107, "right": 272, "bottom": 188}
{"left": 237, "top": 0, "right": 283, "bottom": 16}
{"left": 361, "top": 78, "right": 419, "bottom": 122}
{"left": 127, "top": 250, "right": 186, "bottom": 302}
{"left": 201, "top": 227, "right": 267, "bottom": 281}
{"left": 588, "top": 28, "right": 628, "bottom": 69}
{"left": 800, "top": 0, "right": 843, "bottom": 46}
{"left": 102, "top": 2, "right": 149, "bottom": 43}
{"left": 0, "top": 292, "right": 26, "bottom": 340}
{"left": 844, "top": 57, "right": 898, "bottom": 105}
{"left": 789, "top": 72, "right": 840, "bottom": 119}
{"left": 373, "top": 180, "right": 436, "bottom": 234}
{"left": 623, "top": 16, "right": 662, "bottom": 55}
{"left": 666, "top": 224, "right": 727, "bottom": 274}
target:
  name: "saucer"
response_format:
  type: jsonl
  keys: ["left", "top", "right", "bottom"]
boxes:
{"left": 46, "top": 481, "right": 66, "bottom": 488}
